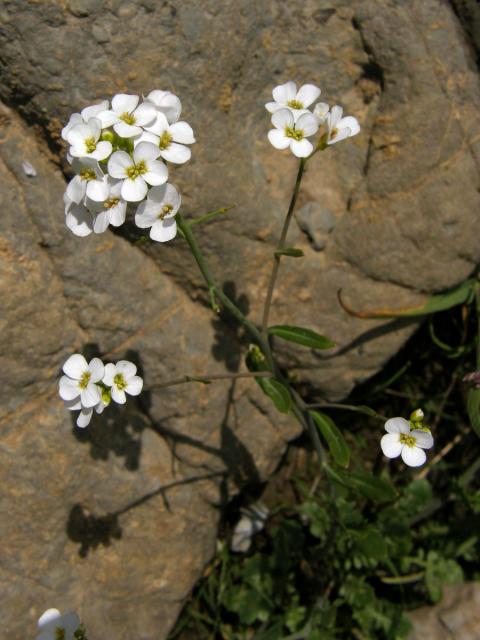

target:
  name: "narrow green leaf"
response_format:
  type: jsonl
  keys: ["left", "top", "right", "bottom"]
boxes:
{"left": 274, "top": 247, "right": 304, "bottom": 258}
{"left": 257, "top": 378, "right": 292, "bottom": 414}
{"left": 338, "top": 278, "right": 476, "bottom": 319}
{"left": 344, "top": 471, "right": 397, "bottom": 502}
{"left": 185, "top": 375, "right": 212, "bottom": 385}
{"left": 310, "top": 411, "right": 350, "bottom": 468}
{"left": 352, "top": 405, "right": 379, "bottom": 417}
{"left": 268, "top": 325, "right": 335, "bottom": 350}
{"left": 467, "top": 388, "right": 480, "bottom": 437}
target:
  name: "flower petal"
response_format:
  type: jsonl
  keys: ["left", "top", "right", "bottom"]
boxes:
{"left": 340, "top": 116, "right": 360, "bottom": 137}
{"left": 81, "top": 100, "right": 109, "bottom": 121}
{"left": 88, "top": 357, "right": 105, "bottom": 383}
{"left": 143, "top": 160, "right": 169, "bottom": 185}
{"left": 111, "top": 386, "right": 126, "bottom": 404}
{"left": 296, "top": 83, "right": 321, "bottom": 108}
{"left": 109, "top": 201, "right": 127, "bottom": 226}
{"left": 38, "top": 609, "right": 61, "bottom": 631}
{"left": 66, "top": 176, "right": 86, "bottom": 204}
{"left": 86, "top": 179, "right": 109, "bottom": 202}
{"left": 328, "top": 105, "right": 343, "bottom": 130}
{"left": 150, "top": 218, "right": 177, "bottom": 242}
{"left": 289, "top": 138, "right": 313, "bottom": 157}
{"left": 126, "top": 375, "right": 143, "bottom": 396}
{"left": 108, "top": 151, "right": 132, "bottom": 179}
{"left": 113, "top": 121, "right": 143, "bottom": 138}
{"left": 265, "top": 101, "right": 284, "bottom": 114}
{"left": 160, "top": 142, "right": 191, "bottom": 164}
{"left": 401, "top": 446, "right": 426, "bottom": 467}
{"left": 81, "top": 383, "right": 101, "bottom": 408}
{"left": 103, "top": 363, "right": 116, "bottom": 386}
{"left": 116, "top": 360, "right": 137, "bottom": 379}
{"left": 411, "top": 430, "right": 434, "bottom": 450}
{"left": 272, "top": 81, "right": 296, "bottom": 104}
{"left": 380, "top": 433, "right": 402, "bottom": 459}
{"left": 121, "top": 176, "right": 148, "bottom": 202}
{"left": 93, "top": 209, "right": 110, "bottom": 234}
{"left": 169, "top": 121, "right": 195, "bottom": 144}
{"left": 77, "top": 408, "right": 93, "bottom": 428}
{"left": 59, "top": 376, "right": 80, "bottom": 401}
{"left": 65, "top": 203, "right": 93, "bottom": 237}
{"left": 268, "top": 129, "right": 290, "bottom": 149}
{"left": 384, "top": 417, "right": 410, "bottom": 435}
{"left": 134, "top": 141, "right": 161, "bottom": 162}
{"left": 295, "top": 112, "right": 319, "bottom": 137}
{"left": 63, "top": 353, "right": 88, "bottom": 379}
{"left": 133, "top": 101, "right": 157, "bottom": 126}
{"left": 272, "top": 108, "right": 294, "bottom": 130}
{"left": 90, "top": 140, "right": 112, "bottom": 161}
{"left": 61, "top": 612, "right": 81, "bottom": 634}
{"left": 97, "top": 109, "right": 119, "bottom": 128}
{"left": 112, "top": 93, "right": 139, "bottom": 114}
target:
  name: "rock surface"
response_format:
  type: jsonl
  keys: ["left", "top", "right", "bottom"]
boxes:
{"left": 0, "top": 0, "right": 479, "bottom": 638}
{"left": 408, "top": 583, "right": 480, "bottom": 640}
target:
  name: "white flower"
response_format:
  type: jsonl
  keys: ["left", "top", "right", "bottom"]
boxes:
{"left": 140, "top": 111, "right": 195, "bottom": 164}
{"left": 326, "top": 105, "right": 360, "bottom": 145}
{"left": 145, "top": 89, "right": 182, "bottom": 124}
{"left": 64, "top": 194, "right": 94, "bottom": 237}
{"left": 231, "top": 503, "right": 269, "bottom": 553}
{"left": 66, "top": 157, "right": 109, "bottom": 204}
{"left": 103, "top": 360, "right": 143, "bottom": 404}
{"left": 313, "top": 102, "right": 330, "bottom": 124}
{"left": 36, "top": 608, "right": 81, "bottom": 640}
{"left": 66, "top": 386, "right": 112, "bottom": 428}
{"left": 61, "top": 99, "right": 109, "bottom": 141}
{"left": 265, "top": 81, "right": 321, "bottom": 119}
{"left": 135, "top": 183, "right": 180, "bottom": 242}
{"left": 22, "top": 160, "right": 37, "bottom": 177}
{"left": 98, "top": 93, "right": 156, "bottom": 138}
{"left": 86, "top": 178, "right": 127, "bottom": 233}
{"left": 381, "top": 417, "right": 434, "bottom": 467}
{"left": 268, "top": 108, "right": 319, "bottom": 158}
{"left": 67, "top": 117, "right": 112, "bottom": 161}
{"left": 107, "top": 141, "right": 168, "bottom": 202}
{"left": 59, "top": 353, "right": 104, "bottom": 409}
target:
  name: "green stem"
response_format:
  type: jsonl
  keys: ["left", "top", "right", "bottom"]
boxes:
{"left": 261, "top": 158, "right": 306, "bottom": 334}
{"left": 148, "top": 370, "right": 273, "bottom": 389}
{"left": 176, "top": 213, "right": 275, "bottom": 369}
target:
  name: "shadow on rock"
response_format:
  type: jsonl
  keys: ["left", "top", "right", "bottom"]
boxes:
{"left": 211, "top": 280, "right": 251, "bottom": 372}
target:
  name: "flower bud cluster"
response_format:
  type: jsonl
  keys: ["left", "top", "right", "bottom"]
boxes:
{"left": 266, "top": 81, "right": 360, "bottom": 157}
{"left": 62, "top": 91, "right": 195, "bottom": 242}
{"left": 58, "top": 353, "right": 143, "bottom": 428}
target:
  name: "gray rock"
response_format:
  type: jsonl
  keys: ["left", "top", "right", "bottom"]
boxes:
{"left": 0, "top": 0, "right": 479, "bottom": 637}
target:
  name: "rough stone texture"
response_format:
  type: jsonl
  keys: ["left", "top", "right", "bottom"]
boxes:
{"left": 0, "top": 0, "right": 479, "bottom": 638}
{"left": 408, "top": 583, "right": 480, "bottom": 639}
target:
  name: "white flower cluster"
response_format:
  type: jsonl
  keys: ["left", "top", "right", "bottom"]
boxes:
{"left": 62, "top": 91, "right": 194, "bottom": 242}
{"left": 266, "top": 81, "right": 360, "bottom": 157}
{"left": 380, "top": 410, "right": 434, "bottom": 467}
{"left": 58, "top": 353, "right": 143, "bottom": 428}
{"left": 36, "top": 608, "right": 85, "bottom": 640}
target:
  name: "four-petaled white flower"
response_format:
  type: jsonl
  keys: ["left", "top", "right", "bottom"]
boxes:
{"left": 140, "top": 112, "right": 195, "bottom": 164}
{"left": 66, "top": 385, "right": 112, "bottom": 428}
{"left": 381, "top": 417, "right": 434, "bottom": 467}
{"left": 65, "top": 158, "right": 109, "bottom": 204}
{"left": 135, "top": 183, "right": 180, "bottom": 242}
{"left": 268, "top": 108, "right": 319, "bottom": 157}
{"left": 265, "top": 81, "right": 321, "bottom": 120}
{"left": 326, "top": 105, "right": 360, "bottom": 145}
{"left": 61, "top": 100, "right": 109, "bottom": 141}
{"left": 86, "top": 178, "right": 127, "bottom": 234}
{"left": 103, "top": 360, "right": 143, "bottom": 404}
{"left": 146, "top": 89, "right": 182, "bottom": 124}
{"left": 98, "top": 93, "right": 156, "bottom": 138}
{"left": 59, "top": 353, "right": 104, "bottom": 408}
{"left": 36, "top": 608, "right": 81, "bottom": 640}
{"left": 67, "top": 117, "right": 112, "bottom": 161}
{"left": 108, "top": 142, "right": 168, "bottom": 202}
{"left": 313, "top": 102, "right": 330, "bottom": 124}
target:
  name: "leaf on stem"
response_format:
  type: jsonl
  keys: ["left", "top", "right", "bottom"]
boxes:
{"left": 338, "top": 279, "right": 476, "bottom": 319}
{"left": 467, "top": 388, "right": 480, "bottom": 437}
{"left": 267, "top": 325, "right": 335, "bottom": 350}
{"left": 189, "top": 204, "right": 236, "bottom": 227}
{"left": 256, "top": 378, "right": 292, "bottom": 414}
{"left": 325, "top": 467, "right": 397, "bottom": 502}
{"left": 274, "top": 247, "right": 304, "bottom": 258}
{"left": 310, "top": 410, "right": 350, "bottom": 468}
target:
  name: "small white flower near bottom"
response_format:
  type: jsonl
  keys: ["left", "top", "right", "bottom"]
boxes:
{"left": 231, "top": 503, "right": 269, "bottom": 553}
{"left": 64, "top": 195, "right": 94, "bottom": 237}
{"left": 381, "top": 417, "right": 433, "bottom": 467}
{"left": 103, "top": 360, "right": 143, "bottom": 404}
{"left": 36, "top": 608, "right": 81, "bottom": 640}
{"left": 135, "top": 183, "right": 180, "bottom": 242}
{"left": 86, "top": 179, "right": 127, "bottom": 234}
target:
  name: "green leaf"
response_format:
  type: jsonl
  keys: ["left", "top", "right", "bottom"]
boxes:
{"left": 327, "top": 469, "right": 397, "bottom": 502}
{"left": 257, "top": 378, "right": 292, "bottom": 413}
{"left": 425, "top": 551, "right": 464, "bottom": 603}
{"left": 185, "top": 375, "right": 212, "bottom": 384}
{"left": 467, "top": 388, "right": 480, "bottom": 437}
{"left": 338, "top": 278, "right": 476, "bottom": 318}
{"left": 356, "top": 529, "right": 387, "bottom": 561}
{"left": 310, "top": 411, "right": 350, "bottom": 468}
{"left": 274, "top": 247, "right": 304, "bottom": 258}
{"left": 268, "top": 325, "right": 335, "bottom": 349}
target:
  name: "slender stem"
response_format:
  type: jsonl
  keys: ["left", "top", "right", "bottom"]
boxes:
{"left": 176, "top": 213, "right": 275, "bottom": 369}
{"left": 307, "top": 402, "right": 387, "bottom": 421}
{"left": 148, "top": 370, "right": 273, "bottom": 390}
{"left": 261, "top": 158, "right": 306, "bottom": 334}
{"left": 475, "top": 282, "right": 480, "bottom": 368}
